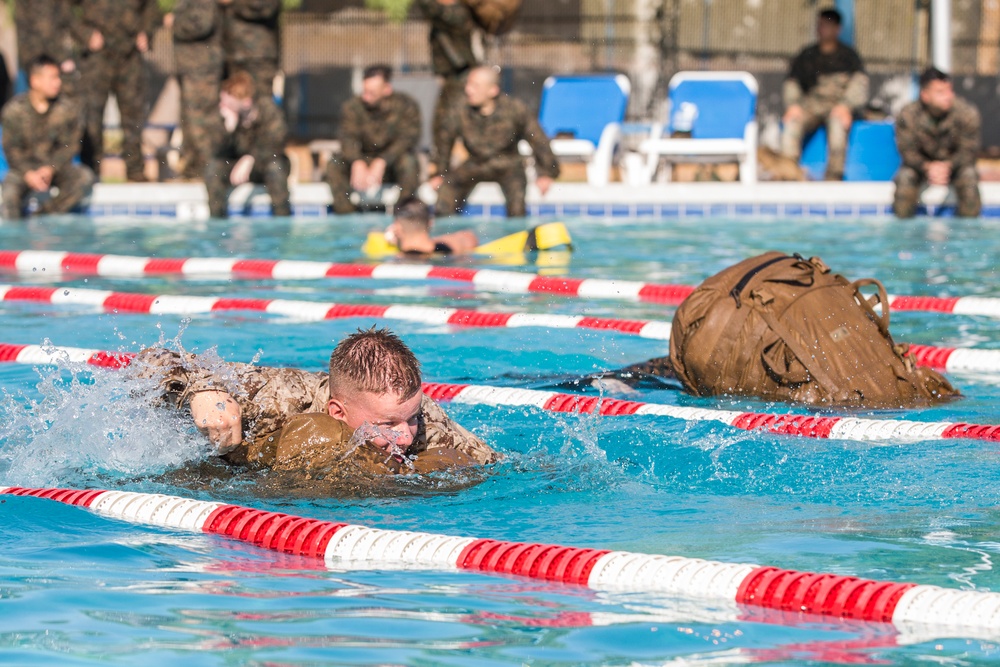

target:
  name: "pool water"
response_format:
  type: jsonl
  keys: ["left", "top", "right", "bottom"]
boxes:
{"left": 2, "top": 214, "right": 1000, "bottom": 665}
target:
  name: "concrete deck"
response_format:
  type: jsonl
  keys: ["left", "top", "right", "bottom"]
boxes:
{"left": 24, "top": 181, "right": 1000, "bottom": 221}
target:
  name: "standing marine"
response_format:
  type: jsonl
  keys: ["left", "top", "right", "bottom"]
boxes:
{"left": 221, "top": 0, "right": 281, "bottom": 100}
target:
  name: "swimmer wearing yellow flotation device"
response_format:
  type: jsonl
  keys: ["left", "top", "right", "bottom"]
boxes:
{"left": 363, "top": 197, "right": 573, "bottom": 259}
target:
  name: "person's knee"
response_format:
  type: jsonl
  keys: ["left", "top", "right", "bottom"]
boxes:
{"left": 894, "top": 166, "right": 921, "bottom": 188}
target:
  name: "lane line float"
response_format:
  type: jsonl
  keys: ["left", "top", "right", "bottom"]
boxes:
{"left": 1, "top": 486, "right": 998, "bottom": 637}
{"left": 1, "top": 342, "right": 999, "bottom": 444}
{"left": 2, "top": 249, "right": 999, "bottom": 316}
{"left": 1, "top": 285, "right": 996, "bottom": 375}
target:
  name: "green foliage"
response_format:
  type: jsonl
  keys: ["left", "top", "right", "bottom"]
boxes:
{"left": 365, "top": 0, "right": 413, "bottom": 22}
{"left": 157, "top": 0, "right": 301, "bottom": 12}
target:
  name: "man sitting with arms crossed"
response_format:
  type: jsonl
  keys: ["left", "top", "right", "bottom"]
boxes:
{"left": 429, "top": 65, "right": 559, "bottom": 218}
{"left": 135, "top": 328, "right": 498, "bottom": 478}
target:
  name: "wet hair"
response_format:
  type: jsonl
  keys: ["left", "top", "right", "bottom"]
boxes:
{"left": 329, "top": 327, "right": 422, "bottom": 400}
{"left": 819, "top": 9, "right": 842, "bottom": 25}
{"left": 28, "top": 55, "right": 59, "bottom": 76}
{"left": 919, "top": 66, "right": 951, "bottom": 89}
{"left": 393, "top": 196, "right": 432, "bottom": 233}
{"left": 363, "top": 65, "right": 393, "bottom": 83}
{"left": 222, "top": 71, "right": 256, "bottom": 99}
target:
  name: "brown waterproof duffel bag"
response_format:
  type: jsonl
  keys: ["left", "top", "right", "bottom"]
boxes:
{"left": 463, "top": 0, "right": 522, "bottom": 35}
{"left": 668, "top": 252, "right": 959, "bottom": 407}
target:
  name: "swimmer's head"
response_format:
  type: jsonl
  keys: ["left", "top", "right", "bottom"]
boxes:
{"left": 390, "top": 197, "right": 432, "bottom": 242}
{"left": 465, "top": 65, "right": 501, "bottom": 108}
{"left": 327, "top": 328, "right": 423, "bottom": 454}
{"left": 360, "top": 64, "right": 393, "bottom": 108}
{"left": 222, "top": 70, "right": 255, "bottom": 103}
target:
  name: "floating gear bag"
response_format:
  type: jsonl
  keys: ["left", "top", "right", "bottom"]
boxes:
{"left": 668, "top": 252, "right": 959, "bottom": 407}
{"left": 464, "top": 0, "right": 522, "bottom": 35}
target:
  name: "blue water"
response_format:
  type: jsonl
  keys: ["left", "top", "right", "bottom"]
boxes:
{"left": 1, "top": 214, "right": 1000, "bottom": 664}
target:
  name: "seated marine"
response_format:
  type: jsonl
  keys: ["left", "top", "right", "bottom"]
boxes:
{"left": 386, "top": 197, "right": 478, "bottom": 257}
{"left": 134, "top": 328, "right": 499, "bottom": 479}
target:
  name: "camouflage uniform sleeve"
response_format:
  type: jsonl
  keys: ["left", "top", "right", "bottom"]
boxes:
{"left": 338, "top": 99, "right": 364, "bottom": 164}
{"left": 230, "top": 0, "right": 281, "bottom": 21}
{"left": 895, "top": 104, "right": 926, "bottom": 173}
{"left": 50, "top": 104, "right": 84, "bottom": 172}
{"left": 1, "top": 102, "right": 32, "bottom": 172}
{"left": 431, "top": 103, "right": 459, "bottom": 177}
{"left": 953, "top": 101, "right": 981, "bottom": 170}
{"left": 69, "top": 0, "right": 99, "bottom": 51}
{"left": 842, "top": 71, "right": 869, "bottom": 111}
{"left": 418, "top": 395, "right": 500, "bottom": 464}
{"left": 378, "top": 95, "right": 421, "bottom": 165}
{"left": 251, "top": 99, "right": 288, "bottom": 164}
{"left": 519, "top": 101, "right": 560, "bottom": 179}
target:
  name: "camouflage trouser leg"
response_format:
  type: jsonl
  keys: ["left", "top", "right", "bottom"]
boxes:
{"left": 179, "top": 71, "right": 222, "bottom": 179}
{"left": 206, "top": 159, "right": 233, "bottom": 218}
{"left": 79, "top": 50, "right": 115, "bottom": 174}
{"left": 325, "top": 156, "right": 357, "bottom": 214}
{"left": 386, "top": 153, "right": 420, "bottom": 202}
{"left": 825, "top": 114, "right": 850, "bottom": 180}
{"left": 115, "top": 50, "right": 149, "bottom": 179}
{"left": 437, "top": 159, "right": 526, "bottom": 218}
{"left": 892, "top": 166, "right": 922, "bottom": 218}
{"left": 2, "top": 172, "right": 27, "bottom": 220}
{"left": 41, "top": 164, "right": 95, "bottom": 214}
{"left": 953, "top": 165, "right": 982, "bottom": 218}
{"left": 431, "top": 74, "right": 467, "bottom": 171}
{"left": 780, "top": 110, "right": 824, "bottom": 161}
{"left": 258, "top": 156, "right": 291, "bottom": 216}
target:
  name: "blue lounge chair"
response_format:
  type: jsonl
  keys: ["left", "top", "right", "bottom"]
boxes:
{"left": 639, "top": 71, "right": 758, "bottom": 184}
{"left": 536, "top": 74, "right": 630, "bottom": 186}
{"left": 801, "top": 120, "right": 901, "bottom": 181}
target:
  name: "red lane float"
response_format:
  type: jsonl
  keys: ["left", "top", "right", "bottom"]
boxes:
{"left": 2, "top": 341, "right": 1000, "bottom": 444}
{"left": 3, "top": 249, "right": 999, "bottom": 316}
{"left": 1, "top": 486, "right": 997, "bottom": 636}
{"left": 3, "top": 285, "right": 999, "bottom": 374}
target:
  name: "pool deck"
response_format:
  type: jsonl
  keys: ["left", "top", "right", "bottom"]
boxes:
{"left": 31, "top": 181, "right": 1000, "bottom": 220}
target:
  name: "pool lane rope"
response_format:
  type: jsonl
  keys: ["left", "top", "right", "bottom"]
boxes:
{"left": 2, "top": 342, "right": 1000, "bottom": 444}
{"left": 1, "top": 486, "right": 999, "bottom": 636}
{"left": 0, "top": 285, "right": 995, "bottom": 376}
{"left": 3, "top": 249, "right": 999, "bottom": 317}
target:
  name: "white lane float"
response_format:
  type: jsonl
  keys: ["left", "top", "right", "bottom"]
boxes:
{"left": 3, "top": 249, "right": 1000, "bottom": 316}
{"left": 1, "top": 486, "right": 998, "bottom": 638}
{"left": 0, "top": 342, "right": 999, "bottom": 444}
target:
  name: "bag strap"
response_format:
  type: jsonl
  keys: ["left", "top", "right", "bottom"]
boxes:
{"left": 755, "top": 300, "right": 843, "bottom": 397}
{"left": 851, "top": 278, "right": 891, "bottom": 338}
{"left": 729, "top": 254, "right": 791, "bottom": 306}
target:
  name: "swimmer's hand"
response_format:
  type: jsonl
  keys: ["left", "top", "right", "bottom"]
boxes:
{"left": 189, "top": 390, "right": 243, "bottom": 454}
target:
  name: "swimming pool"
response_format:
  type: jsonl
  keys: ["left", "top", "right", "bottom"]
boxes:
{"left": 1, "top": 213, "right": 1000, "bottom": 664}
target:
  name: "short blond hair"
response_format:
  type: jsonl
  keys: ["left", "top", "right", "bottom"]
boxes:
{"left": 329, "top": 328, "right": 422, "bottom": 400}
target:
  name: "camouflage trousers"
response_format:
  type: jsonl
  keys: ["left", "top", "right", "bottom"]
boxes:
{"left": 436, "top": 158, "right": 527, "bottom": 218}
{"left": 2, "top": 164, "right": 95, "bottom": 219}
{"left": 227, "top": 59, "right": 277, "bottom": 101}
{"left": 326, "top": 153, "right": 420, "bottom": 214}
{"left": 206, "top": 156, "right": 291, "bottom": 218}
{"left": 79, "top": 49, "right": 148, "bottom": 179}
{"left": 780, "top": 97, "right": 850, "bottom": 180}
{"left": 178, "top": 71, "right": 222, "bottom": 179}
{"left": 893, "top": 165, "right": 981, "bottom": 218}
{"left": 432, "top": 74, "right": 467, "bottom": 151}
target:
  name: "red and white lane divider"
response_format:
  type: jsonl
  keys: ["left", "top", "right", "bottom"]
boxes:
{"left": 0, "top": 285, "right": 674, "bottom": 340}
{"left": 3, "top": 285, "right": 999, "bottom": 375}
{"left": 1, "top": 486, "right": 998, "bottom": 636}
{"left": 2, "top": 341, "right": 999, "bottom": 444}
{"left": 3, "top": 249, "right": 999, "bottom": 316}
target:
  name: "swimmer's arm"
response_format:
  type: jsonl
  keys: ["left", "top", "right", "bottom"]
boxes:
{"left": 189, "top": 390, "right": 243, "bottom": 454}
{"left": 433, "top": 229, "right": 478, "bottom": 255}
{"left": 132, "top": 347, "right": 236, "bottom": 408}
